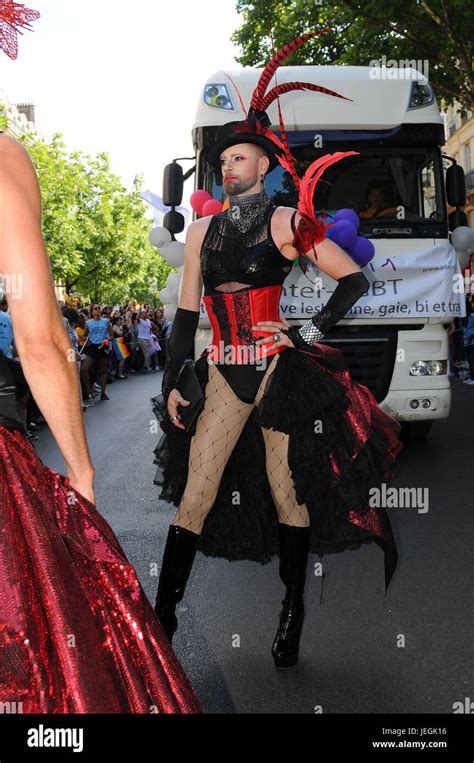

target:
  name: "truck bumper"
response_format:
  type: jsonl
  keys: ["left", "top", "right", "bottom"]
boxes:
{"left": 378, "top": 386, "right": 451, "bottom": 421}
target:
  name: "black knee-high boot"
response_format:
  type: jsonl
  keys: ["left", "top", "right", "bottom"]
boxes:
{"left": 272, "top": 522, "right": 311, "bottom": 668}
{"left": 154, "top": 524, "right": 201, "bottom": 645}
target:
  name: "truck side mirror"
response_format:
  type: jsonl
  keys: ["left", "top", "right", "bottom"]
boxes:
{"left": 448, "top": 209, "right": 468, "bottom": 231}
{"left": 446, "top": 164, "right": 466, "bottom": 207}
{"left": 163, "top": 209, "right": 185, "bottom": 234}
{"left": 163, "top": 162, "right": 184, "bottom": 207}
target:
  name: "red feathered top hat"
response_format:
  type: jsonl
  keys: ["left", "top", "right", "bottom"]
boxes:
{"left": 205, "top": 29, "right": 361, "bottom": 272}
{"left": 204, "top": 30, "right": 351, "bottom": 174}
{"left": 205, "top": 108, "right": 283, "bottom": 172}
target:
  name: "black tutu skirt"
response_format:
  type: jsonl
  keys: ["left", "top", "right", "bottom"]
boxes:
{"left": 151, "top": 343, "right": 404, "bottom": 596}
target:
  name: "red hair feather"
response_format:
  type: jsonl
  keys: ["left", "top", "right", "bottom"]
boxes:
{"left": 290, "top": 151, "right": 359, "bottom": 271}
{"left": 250, "top": 29, "right": 333, "bottom": 112}
{"left": 261, "top": 81, "right": 351, "bottom": 111}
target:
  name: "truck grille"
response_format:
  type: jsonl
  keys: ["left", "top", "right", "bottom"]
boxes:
{"left": 320, "top": 326, "right": 400, "bottom": 403}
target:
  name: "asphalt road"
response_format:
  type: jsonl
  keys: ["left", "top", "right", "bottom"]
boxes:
{"left": 35, "top": 370, "right": 474, "bottom": 714}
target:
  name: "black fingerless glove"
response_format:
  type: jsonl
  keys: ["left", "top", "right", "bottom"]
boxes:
{"left": 161, "top": 307, "right": 200, "bottom": 402}
{"left": 282, "top": 271, "right": 370, "bottom": 349}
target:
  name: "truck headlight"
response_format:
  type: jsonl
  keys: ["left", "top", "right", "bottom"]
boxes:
{"left": 409, "top": 360, "right": 447, "bottom": 376}
{"left": 408, "top": 81, "right": 434, "bottom": 109}
{"left": 204, "top": 84, "right": 235, "bottom": 111}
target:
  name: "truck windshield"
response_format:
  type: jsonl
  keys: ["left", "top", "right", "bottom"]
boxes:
{"left": 206, "top": 145, "right": 446, "bottom": 238}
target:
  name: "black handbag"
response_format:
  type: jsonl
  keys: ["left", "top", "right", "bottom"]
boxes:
{"left": 174, "top": 359, "right": 205, "bottom": 433}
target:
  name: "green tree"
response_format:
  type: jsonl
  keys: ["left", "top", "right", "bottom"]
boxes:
{"left": 231, "top": 0, "right": 474, "bottom": 112}
{"left": 16, "top": 132, "right": 172, "bottom": 304}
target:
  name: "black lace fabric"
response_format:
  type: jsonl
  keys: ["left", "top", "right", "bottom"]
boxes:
{"left": 201, "top": 203, "right": 293, "bottom": 296}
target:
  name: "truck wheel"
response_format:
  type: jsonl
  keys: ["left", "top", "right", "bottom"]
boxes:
{"left": 400, "top": 421, "right": 433, "bottom": 440}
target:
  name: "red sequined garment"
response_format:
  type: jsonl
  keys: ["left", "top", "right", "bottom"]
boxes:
{"left": 0, "top": 357, "right": 202, "bottom": 713}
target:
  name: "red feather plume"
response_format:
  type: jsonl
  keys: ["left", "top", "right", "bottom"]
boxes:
{"left": 261, "top": 81, "right": 352, "bottom": 111}
{"left": 290, "top": 151, "right": 359, "bottom": 272}
{"left": 0, "top": 0, "right": 40, "bottom": 59}
{"left": 275, "top": 97, "right": 300, "bottom": 191}
{"left": 229, "top": 30, "right": 359, "bottom": 276}
{"left": 250, "top": 29, "right": 333, "bottom": 111}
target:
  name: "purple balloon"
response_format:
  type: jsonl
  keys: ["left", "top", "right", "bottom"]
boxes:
{"left": 326, "top": 219, "right": 357, "bottom": 248}
{"left": 348, "top": 236, "right": 375, "bottom": 266}
{"left": 335, "top": 208, "right": 360, "bottom": 231}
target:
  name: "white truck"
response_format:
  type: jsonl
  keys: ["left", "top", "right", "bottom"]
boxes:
{"left": 162, "top": 65, "right": 469, "bottom": 438}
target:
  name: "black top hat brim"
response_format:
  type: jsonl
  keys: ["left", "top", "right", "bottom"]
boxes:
{"left": 205, "top": 131, "right": 281, "bottom": 173}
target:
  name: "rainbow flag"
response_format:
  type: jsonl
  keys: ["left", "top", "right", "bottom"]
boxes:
{"left": 112, "top": 337, "right": 130, "bottom": 360}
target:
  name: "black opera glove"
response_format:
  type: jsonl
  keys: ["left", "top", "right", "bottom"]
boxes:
{"left": 161, "top": 307, "right": 200, "bottom": 403}
{"left": 281, "top": 271, "right": 370, "bottom": 349}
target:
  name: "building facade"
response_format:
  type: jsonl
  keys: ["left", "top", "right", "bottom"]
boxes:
{"left": 443, "top": 101, "right": 474, "bottom": 226}
{"left": 0, "top": 89, "right": 41, "bottom": 138}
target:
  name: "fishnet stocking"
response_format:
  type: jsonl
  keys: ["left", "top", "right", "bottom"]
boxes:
{"left": 260, "top": 427, "right": 310, "bottom": 527}
{"left": 173, "top": 353, "right": 310, "bottom": 533}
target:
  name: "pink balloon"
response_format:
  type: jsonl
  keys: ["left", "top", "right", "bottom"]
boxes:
{"left": 202, "top": 199, "right": 223, "bottom": 216}
{"left": 190, "top": 189, "right": 212, "bottom": 215}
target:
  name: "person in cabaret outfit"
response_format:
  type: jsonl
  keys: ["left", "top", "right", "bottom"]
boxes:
{"left": 0, "top": 1, "right": 202, "bottom": 713}
{"left": 151, "top": 31, "right": 404, "bottom": 668}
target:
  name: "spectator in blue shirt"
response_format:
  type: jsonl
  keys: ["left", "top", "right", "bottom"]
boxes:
{"left": 80, "top": 304, "right": 114, "bottom": 401}
{"left": 0, "top": 299, "right": 13, "bottom": 359}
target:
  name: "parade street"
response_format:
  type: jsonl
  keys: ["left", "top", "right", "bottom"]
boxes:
{"left": 35, "top": 370, "right": 473, "bottom": 715}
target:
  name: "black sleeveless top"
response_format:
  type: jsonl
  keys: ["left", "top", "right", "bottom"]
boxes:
{"left": 199, "top": 203, "right": 296, "bottom": 403}
{"left": 200, "top": 203, "right": 294, "bottom": 295}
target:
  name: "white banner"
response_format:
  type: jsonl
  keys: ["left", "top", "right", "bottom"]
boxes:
{"left": 278, "top": 242, "right": 467, "bottom": 320}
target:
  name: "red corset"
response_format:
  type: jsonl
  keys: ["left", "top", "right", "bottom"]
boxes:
{"left": 202, "top": 284, "right": 288, "bottom": 364}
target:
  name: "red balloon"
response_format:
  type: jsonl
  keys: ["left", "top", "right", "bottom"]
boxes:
{"left": 190, "top": 189, "right": 212, "bottom": 215}
{"left": 202, "top": 199, "right": 223, "bottom": 216}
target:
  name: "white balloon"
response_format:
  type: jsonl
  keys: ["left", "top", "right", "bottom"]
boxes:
{"left": 162, "top": 303, "right": 177, "bottom": 320}
{"left": 148, "top": 226, "right": 172, "bottom": 249}
{"left": 162, "top": 240, "right": 184, "bottom": 267}
{"left": 167, "top": 272, "right": 181, "bottom": 290}
{"left": 457, "top": 251, "right": 471, "bottom": 269}
{"left": 159, "top": 287, "right": 173, "bottom": 303}
{"left": 451, "top": 226, "right": 474, "bottom": 252}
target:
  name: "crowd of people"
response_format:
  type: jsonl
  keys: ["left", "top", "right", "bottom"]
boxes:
{"left": 0, "top": 297, "right": 174, "bottom": 440}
